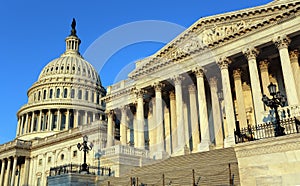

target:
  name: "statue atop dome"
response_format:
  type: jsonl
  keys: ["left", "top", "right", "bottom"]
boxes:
{"left": 70, "top": 18, "right": 77, "bottom": 36}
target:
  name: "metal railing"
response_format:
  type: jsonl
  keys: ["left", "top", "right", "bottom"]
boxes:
{"left": 49, "top": 163, "right": 112, "bottom": 177}
{"left": 235, "top": 117, "right": 300, "bottom": 144}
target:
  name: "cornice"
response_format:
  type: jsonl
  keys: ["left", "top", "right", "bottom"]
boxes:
{"left": 128, "top": 1, "right": 300, "bottom": 80}
{"left": 103, "top": 86, "right": 136, "bottom": 103}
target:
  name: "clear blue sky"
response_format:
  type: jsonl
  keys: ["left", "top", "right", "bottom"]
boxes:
{"left": 0, "top": 0, "right": 272, "bottom": 144}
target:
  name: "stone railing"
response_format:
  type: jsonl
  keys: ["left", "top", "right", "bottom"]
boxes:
{"left": 0, "top": 139, "right": 32, "bottom": 152}
{"left": 101, "top": 145, "right": 150, "bottom": 158}
{"left": 262, "top": 105, "right": 300, "bottom": 123}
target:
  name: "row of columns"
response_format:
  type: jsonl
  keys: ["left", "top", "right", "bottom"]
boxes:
{"left": 106, "top": 35, "right": 300, "bottom": 151}
{"left": 0, "top": 156, "right": 29, "bottom": 186}
{"left": 17, "top": 109, "right": 99, "bottom": 136}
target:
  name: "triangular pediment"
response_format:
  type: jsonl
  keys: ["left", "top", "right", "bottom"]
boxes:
{"left": 129, "top": 0, "right": 300, "bottom": 79}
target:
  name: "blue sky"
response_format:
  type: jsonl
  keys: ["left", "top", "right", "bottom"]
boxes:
{"left": 0, "top": 0, "right": 273, "bottom": 144}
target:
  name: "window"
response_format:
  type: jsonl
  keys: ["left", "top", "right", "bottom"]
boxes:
{"left": 38, "top": 91, "right": 41, "bottom": 101}
{"left": 91, "top": 91, "right": 94, "bottom": 102}
{"left": 34, "top": 93, "right": 36, "bottom": 101}
{"left": 61, "top": 154, "right": 64, "bottom": 160}
{"left": 38, "top": 159, "right": 42, "bottom": 166}
{"left": 48, "top": 156, "right": 52, "bottom": 163}
{"left": 49, "top": 89, "right": 53, "bottom": 99}
{"left": 73, "top": 150, "right": 77, "bottom": 157}
{"left": 37, "top": 177, "right": 41, "bottom": 186}
{"left": 71, "top": 89, "right": 75, "bottom": 98}
{"left": 63, "top": 88, "right": 68, "bottom": 98}
{"left": 78, "top": 90, "right": 82, "bottom": 99}
{"left": 43, "top": 90, "right": 46, "bottom": 100}
{"left": 60, "top": 113, "right": 66, "bottom": 130}
{"left": 56, "top": 88, "right": 60, "bottom": 98}
{"left": 85, "top": 90, "right": 89, "bottom": 101}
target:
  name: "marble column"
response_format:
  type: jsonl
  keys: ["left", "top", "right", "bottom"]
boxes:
{"left": 217, "top": 57, "right": 236, "bottom": 147}
{"left": 30, "top": 112, "right": 35, "bottom": 132}
{"left": 20, "top": 115, "right": 25, "bottom": 134}
{"left": 24, "top": 113, "right": 29, "bottom": 134}
{"left": 259, "top": 60, "right": 271, "bottom": 97}
{"left": 289, "top": 49, "right": 300, "bottom": 100}
{"left": 209, "top": 77, "right": 224, "bottom": 148}
{"left": 85, "top": 111, "right": 88, "bottom": 124}
{"left": 11, "top": 156, "right": 17, "bottom": 186}
{"left": 4, "top": 158, "right": 11, "bottom": 186}
{"left": 136, "top": 89, "right": 145, "bottom": 149}
{"left": 106, "top": 110, "right": 114, "bottom": 147}
{"left": 148, "top": 99, "right": 156, "bottom": 152}
{"left": 173, "top": 75, "right": 185, "bottom": 151}
{"left": 233, "top": 69, "right": 247, "bottom": 128}
{"left": 243, "top": 47, "right": 265, "bottom": 123}
{"left": 188, "top": 84, "right": 200, "bottom": 152}
{"left": 193, "top": 67, "right": 210, "bottom": 151}
{"left": 22, "top": 157, "right": 30, "bottom": 186}
{"left": 0, "top": 159, "right": 5, "bottom": 186}
{"left": 169, "top": 91, "right": 177, "bottom": 153}
{"left": 274, "top": 35, "right": 299, "bottom": 105}
{"left": 16, "top": 118, "right": 21, "bottom": 136}
{"left": 154, "top": 82, "right": 165, "bottom": 153}
{"left": 57, "top": 109, "right": 61, "bottom": 131}
{"left": 48, "top": 110, "right": 53, "bottom": 131}
{"left": 120, "top": 106, "right": 128, "bottom": 145}
{"left": 74, "top": 110, "right": 78, "bottom": 128}
{"left": 65, "top": 109, "right": 70, "bottom": 130}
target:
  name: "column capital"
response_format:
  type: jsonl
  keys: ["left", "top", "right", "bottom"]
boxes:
{"left": 259, "top": 59, "right": 269, "bottom": 71}
{"left": 169, "top": 90, "right": 176, "bottom": 100}
{"left": 243, "top": 47, "right": 259, "bottom": 60}
{"left": 273, "top": 35, "right": 291, "bottom": 49}
{"left": 105, "top": 110, "right": 114, "bottom": 117}
{"left": 172, "top": 75, "right": 185, "bottom": 85}
{"left": 289, "top": 49, "right": 299, "bottom": 61}
{"left": 188, "top": 84, "right": 196, "bottom": 93}
{"left": 153, "top": 82, "right": 165, "bottom": 92}
{"left": 120, "top": 105, "right": 130, "bottom": 113}
{"left": 209, "top": 77, "right": 218, "bottom": 88}
{"left": 193, "top": 67, "right": 206, "bottom": 78}
{"left": 217, "top": 57, "right": 231, "bottom": 70}
{"left": 233, "top": 69, "right": 242, "bottom": 80}
{"left": 135, "top": 89, "right": 146, "bottom": 98}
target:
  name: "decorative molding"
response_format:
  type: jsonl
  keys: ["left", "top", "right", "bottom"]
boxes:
{"left": 259, "top": 59, "right": 269, "bottom": 71}
{"left": 243, "top": 47, "right": 259, "bottom": 60}
{"left": 273, "top": 35, "right": 291, "bottom": 49}
{"left": 217, "top": 57, "right": 232, "bottom": 70}
{"left": 233, "top": 69, "right": 242, "bottom": 80}
{"left": 172, "top": 75, "right": 185, "bottom": 85}
{"left": 193, "top": 67, "right": 205, "bottom": 78}
{"left": 289, "top": 49, "right": 299, "bottom": 61}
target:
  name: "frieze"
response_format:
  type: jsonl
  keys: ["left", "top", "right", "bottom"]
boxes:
{"left": 129, "top": 2, "right": 300, "bottom": 80}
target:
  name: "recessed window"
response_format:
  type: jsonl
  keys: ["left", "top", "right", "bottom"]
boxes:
{"left": 49, "top": 89, "right": 53, "bottom": 99}
{"left": 72, "top": 66, "right": 75, "bottom": 71}
{"left": 56, "top": 88, "right": 60, "bottom": 98}
{"left": 38, "top": 91, "right": 41, "bottom": 101}
{"left": 64, "top": 88, "right": 68, "bottom": 98}
{"left": 61, "top": 154, "right": 64, "bottom": 160}
{"left": 38, "top": 159, "right": 42, "bottom": 166}
{"left": 78, "top": 90, "right": 82, "bottom": 99}
{"left": 61, "top": 66, "right": 64, "bottom": 70}
{"left": 56, "top": 66, "right": 58, "bottom": 70}
{"left": 67, "top": 66, "right": 70, "bottom": 70}
{"left": 48, "top": 156, "right": 52, "bottom": 163}
{"left": 73, "top": 150, "right": 77, "bottom": 157}
{"left": 85, "top": 90, "right": 89, "bottom": 101}
{"left": 43, "top": 90, "right": 46, "bottom": 100}
{"left": 71, "top": 89, "right": 75, "bottom": 98}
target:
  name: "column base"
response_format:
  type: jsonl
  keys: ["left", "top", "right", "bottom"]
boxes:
{"left": 224, "top": 135, "right": 235, "bottom": 148}
{"left": 198, "top": 140, "right": 211, "bottom": 152}
{"left": 152, "top": 150, "right": 169, "bottom": 160}
{"left": 172, "top": 145, "right": 190, "bottom": 157}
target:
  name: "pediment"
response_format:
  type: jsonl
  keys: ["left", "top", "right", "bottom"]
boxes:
{"left": 129, "top": 0, "right": 300, "bottom": 79}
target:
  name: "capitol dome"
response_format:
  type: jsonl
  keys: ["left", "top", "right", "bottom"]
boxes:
{"left": 16, "top": 19, "right": 106, "bottom": 141}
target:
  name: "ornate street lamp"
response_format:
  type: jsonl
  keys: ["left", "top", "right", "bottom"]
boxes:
{"left": 95, "top": 150, "right": 102, "bottom": 176}
{"left": 77, "top": 135, "right": 93, "bottom": 173}
{"left": 262, "top": 82, "right": 286, "bottom": 136}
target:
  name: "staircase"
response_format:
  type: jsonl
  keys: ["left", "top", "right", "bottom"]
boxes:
{"left": 99, "top": 147, "right": 240, "bottom": 186}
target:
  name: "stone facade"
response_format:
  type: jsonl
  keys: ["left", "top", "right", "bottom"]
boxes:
{"left": 1, "top": 0, "right": 300, "bottom": 185}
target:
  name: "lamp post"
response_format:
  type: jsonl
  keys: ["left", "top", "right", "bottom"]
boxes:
{"left": 95, "top": 150, "right": 102, "bottom": 176}
{"left": 77, "top": 135, "right": 93, "bottom": 173}
{"left": 262, "top": 82, "right": 286, "bottom": 136}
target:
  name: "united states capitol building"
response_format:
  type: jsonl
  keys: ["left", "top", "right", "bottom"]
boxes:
{"left": 1, "top": 0, "right": 300, "bottom": 185}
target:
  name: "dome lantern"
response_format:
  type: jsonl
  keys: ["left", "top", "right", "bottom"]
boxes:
{"left": 63, "top": 18, "right": 81, "bottom": 56}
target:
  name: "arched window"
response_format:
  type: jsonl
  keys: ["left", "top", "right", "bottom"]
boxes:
{"left": 56, "top": 88, "right": 60, "bottom": 98}
{"left": 49, "top": 89, "right": 53, "bottom": 99}
{"left": 91, "top": 91, "right": 94, "bottom": 102}
{"left": 63, "top": 88, "right": 68, "bottom": 98}
{"left": 38, "top": 91, "right": 41, "bottom": 101}
{"left": 71, "top": 89, "right": 75, "bottom": 98}
{"left": 78, "top": 90, "right": 82, "bottom": 99}
{"left": 85, "top": 90, "right": 89, "bottom": 101}
{"left": 43, "top": 90, "right": 46, "bottom": 100}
